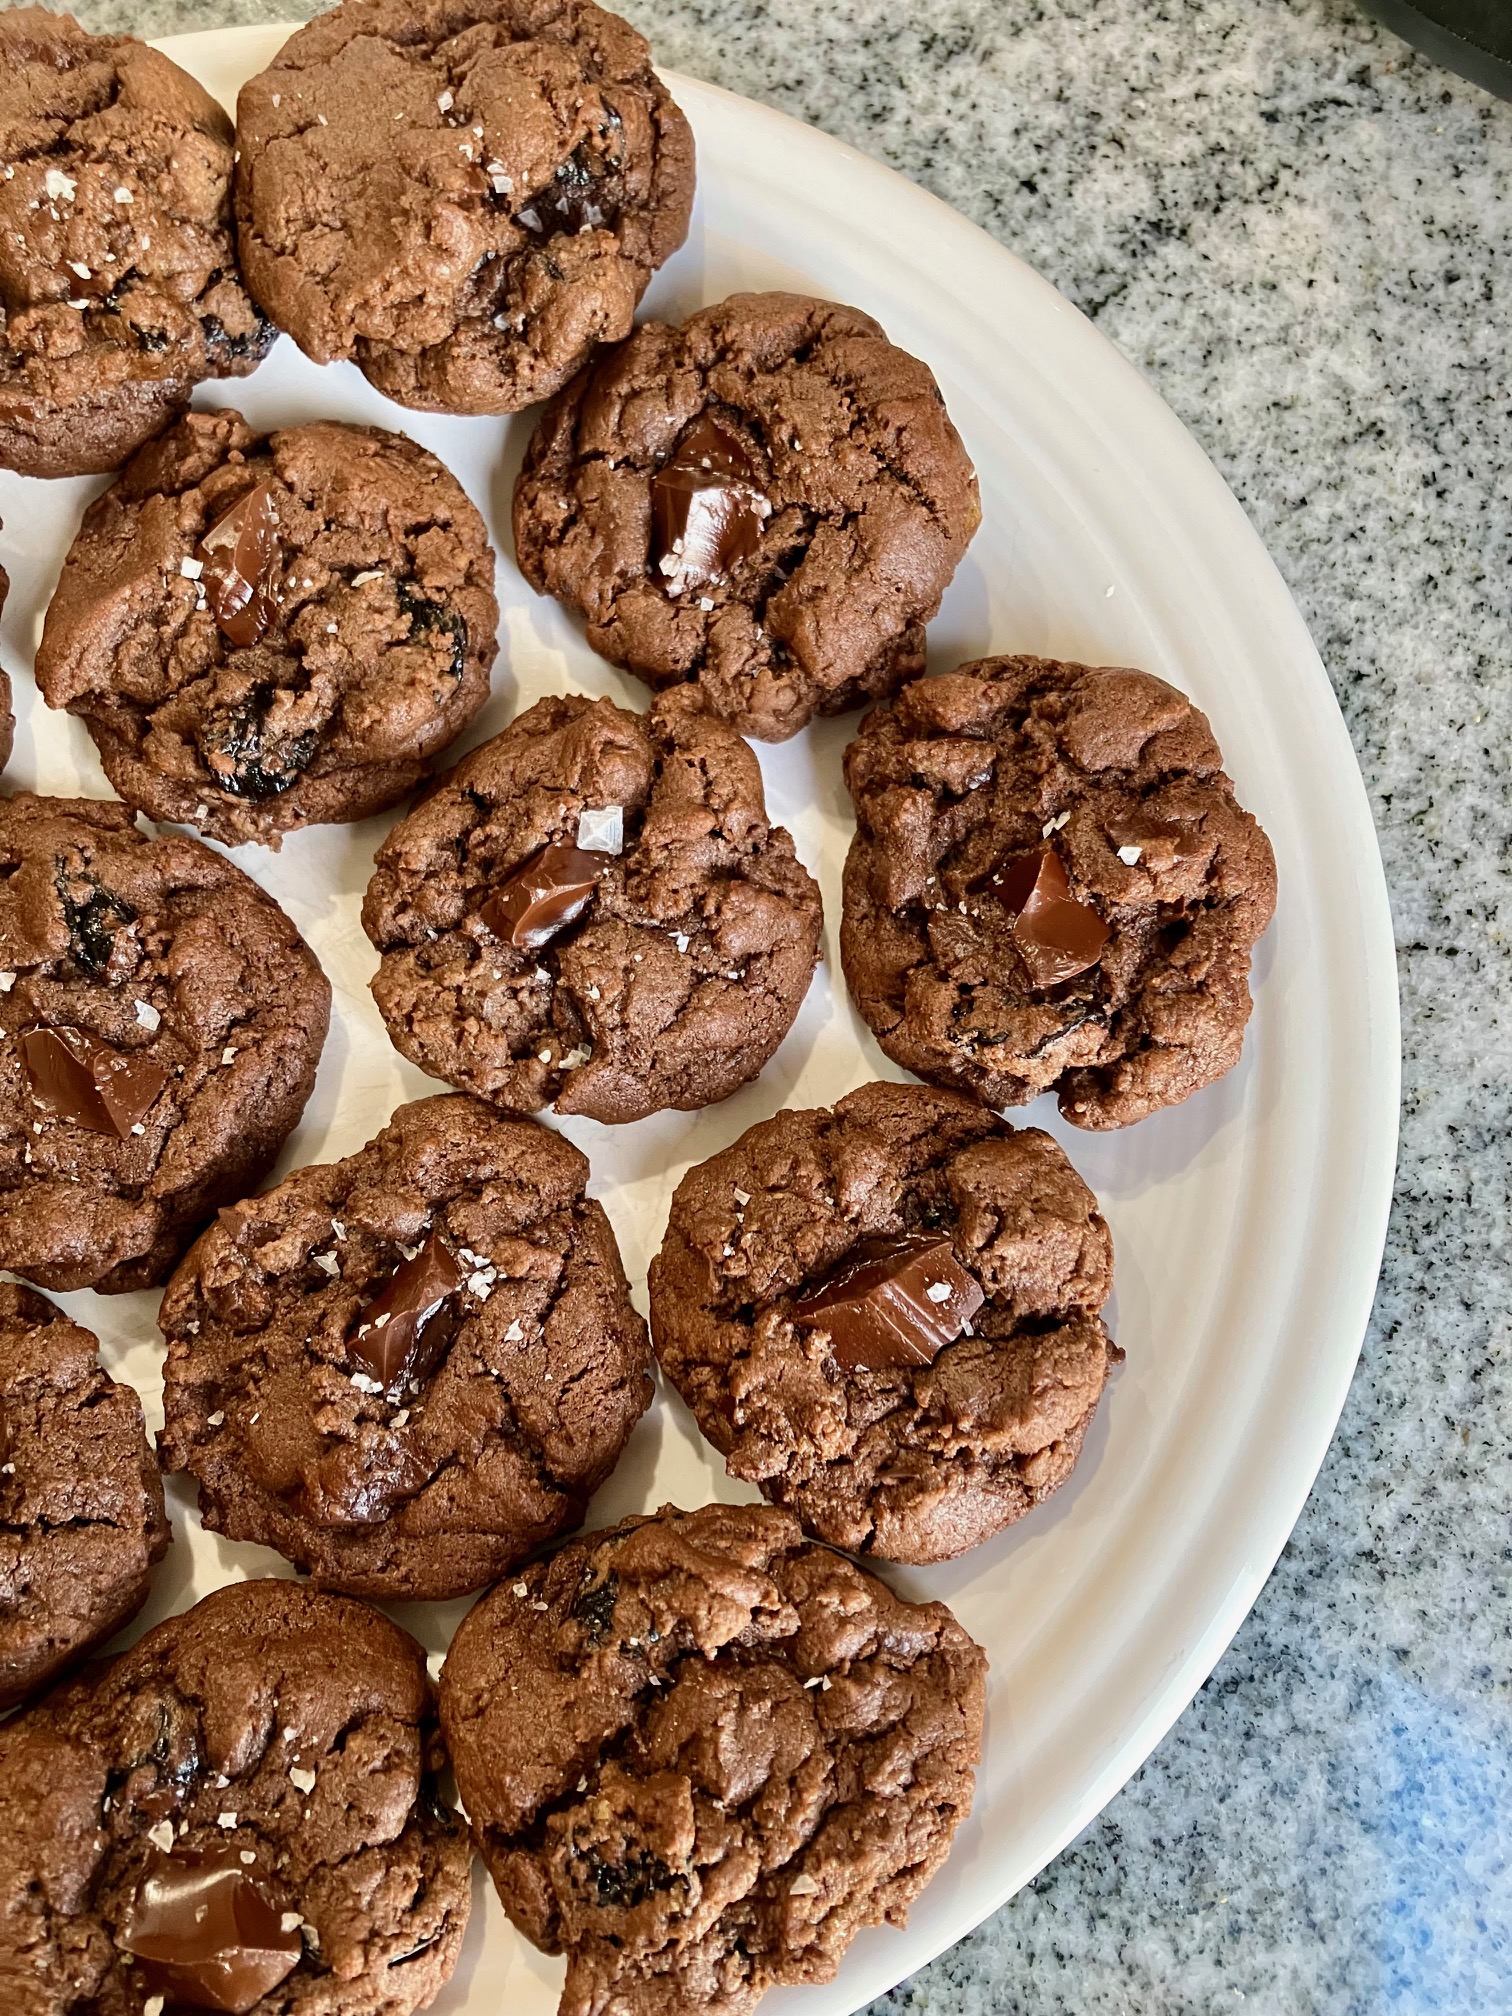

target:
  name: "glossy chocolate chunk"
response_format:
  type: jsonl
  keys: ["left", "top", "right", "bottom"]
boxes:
{"left": 20, "top": 1024, "right": 168, "bottom": 1137}
{"left": 197, "top": 482, "right": 282, "bottom": 649}
{"left": 792, "top": 1232, "right": 984, "bottom": 1371}
{"left": 477, "top": 842, "right": 604, "bottom": 950}
{"left": 348, "top": 1232, "right": 466, "bottom": 1394}
{"left": 117, "top": 1846, "right": 302, "bottom": 2014}
{"left": 651, "top": 414, "right": 770, "bottom": 597}
{"left": 993, "top": 847, "right": 1110, "bottom": 988}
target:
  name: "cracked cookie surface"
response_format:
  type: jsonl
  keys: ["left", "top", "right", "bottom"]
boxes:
{"left": 37, "top": 409, "right": 499, "bottom": 849}
{"left": 158, "top": 1093, "right": 651, "bottom": 1600}
{"left": 362, "top": 690, "right": 823, "bottom": 1124}
{"left": 235, "top": 0, "right": 694, "bottom": 414}
{"left": 842, "top": 655, "right": 1278, "bottom": 1127}
{"left": 439, "top": 1501, "right": 986, "bottom": 2016}
{"left": 513, "top": 291, "right": 981, "bottom": 741}
{"left": 0, "top": 7, "right": 272, "bottom": 477}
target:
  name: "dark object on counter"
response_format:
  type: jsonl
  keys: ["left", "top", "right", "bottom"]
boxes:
{"left": 1362, "top": 0, "right": 1512, "bottom": 97}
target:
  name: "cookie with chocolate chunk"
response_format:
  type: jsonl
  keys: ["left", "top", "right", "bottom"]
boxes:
{"left": 158, "top": 1093, "right": 652, "bottom": 1601}
{"left": 0, "top": 795, "right": 330, "bottom": 1293}
{"left": 841, "top": 655, "right": 1278, "bottom": 1128}
{"left": 440, "top": 1501, "right": 985, "bottom": 2016}
{"left": 513, "top": 291, "right": 981, "bottom": 741}
{"left": 650, "top": 1080, "right": 1119, "bottom": 1563}
{"left": 0, "top": 8, "right": 272, "bottom": 479}
{"left": 235, "top": 0, "right": 694, "bottom": 414}
{"left": 0, "top": 1578, "right": 471, "bottom": 2014}
{"left": 362, "top": 690, "right": 823, "bottom": 1124}
{"left": 0, "top": 1283, "right": 168, "bottom": 1712}
{"left": 37, "top": 409, "right": 498, "bottom": 849}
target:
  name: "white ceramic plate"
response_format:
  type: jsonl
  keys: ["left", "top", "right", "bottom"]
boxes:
{"left": 0, "top": 25, "right": 1399, "bottom": 2016}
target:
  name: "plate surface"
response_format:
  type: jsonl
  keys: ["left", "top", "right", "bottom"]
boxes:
{"left": 0, "top": 25, "right": 1399, "bottom": 2016}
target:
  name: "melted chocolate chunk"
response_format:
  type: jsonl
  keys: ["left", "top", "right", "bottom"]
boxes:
{"left": 476, "top": 842, "right": 604, "bottom": 950}
{"left": 396, "top": 578, "right": 467, "bottom": 682}
{"left": 20, "top": 1025, "right": 168, "bottom": 1138}
{"left": 992, "top": 847, "right": 1110, "bottom": 988}
{"left": 651, "top": 414, "right": 770, "bottom": 597}
{"left": 792, "top": 1232, "right": 984, "bottom": 1372}
{"left": 198, "top": 683, "right": 317, "bottom": 800}
{"left": 116, "top": 1846, "right": 302, "bottom": 2014}
{"left": 571, "top": 1572, "right": 620, "bottom": 1645}
{"left": 348, "top": 1232, "right": 466, "bottom": 1395}
{"left": 197, "top": 483, "right": 283, "bottom": 650}
{"left": 56, "top": 869, "right": 135, "bottom": 976}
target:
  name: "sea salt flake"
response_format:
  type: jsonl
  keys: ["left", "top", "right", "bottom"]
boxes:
{"left": 317, "top": 112, "right": 328, "bottom": 125}
{"left": 351, "top": 569, "right": 384, "bottom": 586}
{"left": 1117, "top": 844, "right": 1143, "bottom": 866}
{"left": 240, "top": 1850, "right": 256, "bottom": 1866}
{"left": 789, "top": 1872, "right": 821, "bottom": 1896}
{"left": 1042, "top": 810, "right": 1071, "bottom": 836}
{"left": 531, "top": 1600, "right": 549, "bottom": 1611}
{"left": 391, "top": 1408, "right": 410, "bottom": 1426}
{"left": 68, "top": 260, "right": 91, "bottom": 279}
{"left": 144, "top": 1999, "right": 165, "bottom": 2016}
{"left": 280, "top": 1913, "right": 303, "bottom": 1934}
{"left": 560, "top": 1044, "right": 590, "bottom": 1069}
{"left": 312, "top": 1251, "right": 339, "bottom": 1275}
{"left": 114, "top": 185, "right": 133, "bottom": 203}
{"left": 504, "top": 1320, "right": 523, "bottom": 1343}
{"left": 130, "top": 1122, "right": 145, "bottom": 1136}
{"left": 270, "top": 93, "right": 281, "bottom": 108}
{"left": 351, "top": 1372, "right": 383, "bottom": 1395}
{"left": 577, "top": 804, "right": 623, "bottom": 854}
{"left": 925, "top": 1281, "right": 952, "bottom": 1304}
{"left": 147, "top": 1820, "right": 175, "bottom": 1852}
{"left": 513, "top": 1582, "right": 528, "bottom": 1597}
{"left": 467, "top": 1269, "right": 494, "bottom": 1300}
{"left": 208, "top": 1410, "right": 225, "bottom": 1426}
{"left": 733, "top": 1188, "right": 751, "bottom": 1207}
{"left": 289, "top": 1766, "right": 316, "bottom": 1794}
{"left": 0, "top": 974, "right": 13, "bottom": 992}
{"left": 45, "top": 169, "right": 76, "bottom": 202}
{"left": 180, "top": 556, "right": 204, "bottom": 580}
{"left": 222, "top": 1047, "right": 236, "bottom": 1064}
{"left": 134, "top": 999, "right": 160, "bottom": 1030}
{"left": 332, "top": 1219, "right": 346, "bottom": 1240}
{"left": 217, "top": 1812, "right": 238, "bottom": 1830}
{"left": 672, "top": 932, "right": 690, "bottom": 953}
{"left": 538, "top": 1048, "right": 552, "bottom": 1064}
{"left": 436, "top": 89, "right": 454, "bottom": 111}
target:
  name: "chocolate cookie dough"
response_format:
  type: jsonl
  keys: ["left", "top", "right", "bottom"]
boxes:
{"left": 650, "top": 1081, "right": 1119, "bottom": 1563}
{"left": 0, "top": 1578, "right": 472, "bottom": 2014}
{"left": 513, "top": 292, "right": 981, "bottom": 741}
{"left": 363, "top": 690, "right": 823, "bottom": 1124}
{"left": 0, "top": 1283, "right": 168, "bottom": 1712}
{"left": 235, "top": 0, "right": 694, "bottom": 414}
{"left": 440, "top": 1502, "right": 986, "bottom": 2016}
{"left": 842, "top": 655, "right": 1278, "bottom": 1128}
{"left": 0, "top": 795, "right": 330, "bottom": 1293}
{"left": 158, "top": 1093, "right": 652, "bottom": 1601}
{"left": 0, "top": 8, "right": 272, "bottom": 479}
{"left": 37, "top": 409, "right": 499, "bottom": 849}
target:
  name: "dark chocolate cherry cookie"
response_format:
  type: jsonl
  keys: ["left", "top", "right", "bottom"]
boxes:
{"left": 842, "top": 655, "right": 1278, "bottom": 1128}
{"left": 37, "top": 409, "right": 499, "bottom": 849}
{"left": 650, "top": 1080, "right": 1119, "bottom": 1564}
{"left": 158, "top": 1093, "right": 651, "bottom": 1601}
{"left": 440, "top": 1502, "right": 986, "bottom": 2016}
{"left": 0, "top": 1578, "right": 472, "bottom": 2014}
{"left": 0, "top": 8, "right": 272, "bottom": 479}
{"left": 514, "top": 291, "right": 981, "bottom": 741}
{"left": 363, "top": 690, "right": 823, "bottom": 1124}
{"left": 235, "top": 0, "right": 694, "bottom": 414}
{"left": 0, "top": 795, "right": 330, "bottom": 1293}
{"left": 0, "top": 1282, "right": 168, "bottom": 1712}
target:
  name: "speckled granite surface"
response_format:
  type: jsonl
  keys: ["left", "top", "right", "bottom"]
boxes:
{"left": 45, "top": 0, "right": 1512, "bottom": 2009}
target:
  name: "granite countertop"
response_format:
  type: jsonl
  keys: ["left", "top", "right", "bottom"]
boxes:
{"left": 56, "top": 0, "right": 1512, "bottom": 2008}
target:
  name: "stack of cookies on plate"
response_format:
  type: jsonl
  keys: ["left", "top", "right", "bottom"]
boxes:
{"left": 0, "top": 4, "right": 1276, "bottom": 2013}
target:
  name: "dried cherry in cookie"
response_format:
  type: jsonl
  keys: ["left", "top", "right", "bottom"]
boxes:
{"left": 362, "top": 690, "right": 823, "bottom": 1124}
{"left": 439, "top": 1502, "right": 986, "bottom": 2016}
{"left": 650, "top": 1080, "right": 1120, "bottom": 1564}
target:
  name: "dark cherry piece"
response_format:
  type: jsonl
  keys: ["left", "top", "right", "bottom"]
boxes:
{"left": 348, "top": 1231, "right": 466, "bottom": 1394}
{"left": 651, "top": 413, "right": 771, "bottom": 597}
{"left": 20, "top": 1024, "right": 168, "bottom": 1138}
{"left": 792, "top": 1232, "right": 984, "bottom": 1372}
{"left": 476, "top": 842, "right": 604, "bottom": 951}
{"left": 993, "top": 847, "right": 1110, "bottom": 988}
{"left": 116, "top": 1846, "right": 303, "bottom": 2014}
{"left": 197, "top": 482, "right": 283, "bottom": 649}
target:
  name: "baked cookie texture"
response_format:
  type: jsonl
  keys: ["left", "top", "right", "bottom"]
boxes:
{"left": 842, "top": 655, "right": 1278, "bottom": 1128}
{"left": 363, "top": 690, "right": 823, "bottom": 1123}
{"left": 235, "top": 0, "right": 694, "bottom": 414}
{"left": 158, "top": 1093, "right": 652, "bottom": 1601}
{"left": 0, "top": 1578, "right": 472, "bottom": 2015}
{"left": 37, "top": 409, "right": 499, "bottom": 849}
{"left": 650, "top": 1081, "right": 1118, "bottom": 1563}
{"left": 0, "top": 8, "right": 272, "bottom": 479}
{"left": 440, "top": 1501, "right": 986, "bottom": 2016}
{"left": 0, "top": 1282, "right": 168, "bottom": 1713}
{"left": 513, "top": 291, "right": 981, "bottom": 741}
{"left": 0, "top": 795, "right": 330, "bottom": 1293}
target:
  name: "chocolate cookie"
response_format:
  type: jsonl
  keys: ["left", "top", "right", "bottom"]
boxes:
{"left": 158, "top": 1093, "right": 652, "bottom": 1601}
{"left": 513, "top": 291, "right": 981, "bottom": 742}
{"left": 841, "top": 655, "right": 1279, "bottom": 1128}
{"left": 235, "top": 0, "right": 694, "bottom": 415}
{"left": 363, "top": 690, "right": 823, "bottom": 1124}
{"left": 650, "top": 1081, "right": 1119, "bottom": 1563}
{"left": 0, "top": 1578, "right": 472, "bottom": 2014}
{"left": 0, "top": 1283, "right": 168, "bottom": 1712}
{"left": 0, "top": 8, "right": 272, "bottom": 479}
{"left": 440, "top": 1501, "right": 986, "bottom": 2016}
{"left": 0, "top": 795, "right": 330, "bottom": 1293}
{"left": 37, "top": 409, "right": 499, "bottom": 850}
